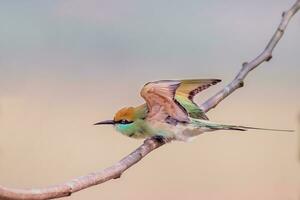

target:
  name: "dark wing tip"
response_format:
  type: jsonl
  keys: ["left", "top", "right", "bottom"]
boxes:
{"left": 188, "top": 79, "right": 221, "bottom": 100}
{"left": 212, "top": 79, "right": 222, "bottom": 84}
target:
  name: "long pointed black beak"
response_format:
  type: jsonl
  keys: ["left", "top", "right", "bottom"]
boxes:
{"left": 94, "top": 120, "right": 115, "bottom": 125}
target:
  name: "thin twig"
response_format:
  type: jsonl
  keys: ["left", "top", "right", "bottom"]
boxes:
{"left": 200, "top": 0, "right": 300, "bottom": 112}
{"left": 0, "top": 1, "right": 299, "bottom": 199}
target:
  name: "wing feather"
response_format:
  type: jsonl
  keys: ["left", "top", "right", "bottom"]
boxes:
{"left": 175, "top": 79, "right": 221, "bottom": 120}
{"left": 140, "top": 80, "right": 189, "bottom": 122}
{"left": 176, "top": 79, "right": 221, "bottom": 100}
{"left": 140, "top": 79, "right": 221, "bottom": 122}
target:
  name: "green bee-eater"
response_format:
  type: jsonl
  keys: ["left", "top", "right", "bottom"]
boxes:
{"left": 95, "top": 79, "right": 293, "bottom": 141}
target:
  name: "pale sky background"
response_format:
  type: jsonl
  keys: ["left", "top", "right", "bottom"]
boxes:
{"left": 0, "top": 0, "right": 299, "bottom": 200}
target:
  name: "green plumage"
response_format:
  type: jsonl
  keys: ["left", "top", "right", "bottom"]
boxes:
{"left": 175, "top": 95, "right": 208, "bottom": 119}
{"left": 175, "top": 79, "right": 221, "bottom": 120}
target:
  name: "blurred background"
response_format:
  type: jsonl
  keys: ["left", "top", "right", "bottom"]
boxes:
{"left": 0, "top": 0, "right": 299, "bottom": 199}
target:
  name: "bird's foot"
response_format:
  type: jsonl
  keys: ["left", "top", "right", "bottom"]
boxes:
{"left": 150, "top": 135, "right": 173, "bottom": 144}
{"left": 151, "top": 135, "right": 166, "bottom": 144}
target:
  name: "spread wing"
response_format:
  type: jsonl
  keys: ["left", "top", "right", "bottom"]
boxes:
{"left": 140, "top": 80, "right": 189, "bottom": 122}
{"left": 175, "top": 79, "right": 221, "bottom": 120}
{"left": 140, "top": 79, "right": 221, "bottom": 122}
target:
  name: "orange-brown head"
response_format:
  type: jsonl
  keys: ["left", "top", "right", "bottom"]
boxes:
{"left": 113, "top": 107, "right": 135, "bottom": 123}
{"left": 94, "top": 105, "right": 147, "bottom": 126}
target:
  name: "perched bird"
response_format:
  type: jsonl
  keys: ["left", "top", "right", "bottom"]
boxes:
{"left": 95, "top": 79, "right": 293, "bottom": 142}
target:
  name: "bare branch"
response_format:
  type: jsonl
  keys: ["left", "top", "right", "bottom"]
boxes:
{"left": 200, "top": 0, "right": 300, "bottom": 112}
{"left": 0, "top": 139, "right": 164, "bottom": 200}
{"left": 0, "top": 1, "right": 299, "bottom": 199}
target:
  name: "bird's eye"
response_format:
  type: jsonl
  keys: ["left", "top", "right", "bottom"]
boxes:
{"left": 120, "top": 120, "right": 129, "bottom": 124}
{"left": 119, "top": 119, "right": 132, "bottom": 124}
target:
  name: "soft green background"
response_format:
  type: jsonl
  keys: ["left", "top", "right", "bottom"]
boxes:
{"left": 0, "top": 0, "right": 299, "bottom": 199}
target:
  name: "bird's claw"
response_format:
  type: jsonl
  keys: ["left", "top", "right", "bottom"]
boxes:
{"left": 151, "top": 135, "right": 167, "bottom": 144}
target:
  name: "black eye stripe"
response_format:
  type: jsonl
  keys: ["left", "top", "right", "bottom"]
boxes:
{"left": 118, "top": 120, "right": 133, "bottom": 124}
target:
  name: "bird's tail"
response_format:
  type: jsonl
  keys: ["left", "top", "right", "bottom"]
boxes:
{"left": 216, "top": 124, "right": 294, "bottom": 132}
{"left": 192, "top": 119, "right": 294, "bottom": 133}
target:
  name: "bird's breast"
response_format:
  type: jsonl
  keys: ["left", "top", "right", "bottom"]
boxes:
{"left": 147, "top": 120, "right": 207, "bottom": 141}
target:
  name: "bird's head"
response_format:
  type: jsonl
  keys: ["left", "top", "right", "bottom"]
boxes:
{"left": 94, "top": 107, "right": 136, "bottom": 126}
{"left": 114, "top": 107, "right": 136, "bottom": 124}
{"left": 94, "top": 105, "right": 148, "bottom": 136}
